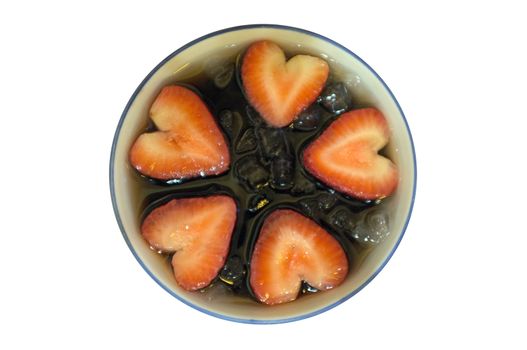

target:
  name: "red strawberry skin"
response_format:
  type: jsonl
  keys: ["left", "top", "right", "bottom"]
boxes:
{"left": 141, "top": 196, "right": 237, "bottom": 291}
{"left": 129, "top": 85, "right": 230, "bottom": 180}
{"left": 303, "top": 108, "right": 398, "bottom": 200}
{"left": 242, "top": 40, "right": 329, "bottom": 127}
{"left": 250, "top": 209, "right": 348, "bottom": 305}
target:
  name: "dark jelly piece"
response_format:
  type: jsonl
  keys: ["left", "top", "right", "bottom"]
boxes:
{"left": 235, "top": 156, "right": 269, "bottom": 190}
{"left": 256, "top": 127, "right": 290, "bottom": 160}
{"left": 270, "top": 156, "right": 294, "bottom": 190}
{"left": 218, "top": 110, "right": 233, "bottom": 134}
{"left": 219, "top": 256, "right": 245, "bottom": 286}
{"left": 293, "top": 104, "right": 325, "bottom": 131}
{"left": 291, "top": 173, "right": 316, "bottom": 196}
{"left": 245, "top": 105, "right": 265, "bottom": 126}
{"left": 235, "top": 128, "right": 257, "bottom": 154}
{"left": 318, "top": 82, "right": 352, "bottom": 114}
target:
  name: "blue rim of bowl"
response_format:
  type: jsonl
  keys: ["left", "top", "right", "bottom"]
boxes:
{"left": 109, "top": 23, "right": 417, "bottom": 324}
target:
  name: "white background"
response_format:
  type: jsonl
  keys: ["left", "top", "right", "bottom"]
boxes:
{"left": 1, "top": 1, "right": 526, "bottom": 348}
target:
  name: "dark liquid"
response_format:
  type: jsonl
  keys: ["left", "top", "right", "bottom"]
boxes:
{"left": 135, "top": 53, "right": 381, "bottom": 302}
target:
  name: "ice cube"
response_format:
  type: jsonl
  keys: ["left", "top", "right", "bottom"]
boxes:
{"left": 204, "top": 57, "right": 235, "bottom": 89}
{"left": 235, "top": 156, "right": 269, "bottom": 190}
{"left": 329, "top": 208, "right": 356, "bottom": 233}
{"left": 318, "top": 82, "right": 352, "bottom": 115}
{"left": 352, "top": 210, "right": 390, "bottom": 245}
{"left": 213, "top": 63, "right": 234, "bottom": 89}
{"left": 317, "top": 192, "right": 338, "bottom": 211}
{"left": 200, "top": 282, "right": 233, "bottom": 302}
{"left": 299, "top": 198, "right": 322, "bottom": 219}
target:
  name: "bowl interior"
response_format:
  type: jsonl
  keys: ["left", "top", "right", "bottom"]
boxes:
{"left": 111, "top": 26, "right": 415, "bottom": 323}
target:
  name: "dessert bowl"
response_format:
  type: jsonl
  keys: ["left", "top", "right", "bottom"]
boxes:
{"left": 110, "top": 24, "right": 416, "bottom": 323}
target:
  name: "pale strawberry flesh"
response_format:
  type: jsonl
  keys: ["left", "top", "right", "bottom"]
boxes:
{"left": 250, "top": 209, "right": 348, "bottom": 305}
{"left": 242, "top": 40, "right": 329, "bottom": 127}
{"left": 129, "top": 85, "right": 230, "bottom": 180}
{"left": 303, "top": 108, "right": 398, "bottom": 200}
{"left": 141, "top": 196, "right": 237, "bottom": 291}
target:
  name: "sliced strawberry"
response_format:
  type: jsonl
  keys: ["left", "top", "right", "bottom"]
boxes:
{"left": 250, "top": 209, "right": 348, "bottom": 305}
{"left": 141, "top": 196, "right": 237, "bottom": 291}
{"left": 242, "top": 40, "right": 329, "bottom": 128}
{"left": 303, "top": 108, "right": 398, "bottom": 200}
{"left": 129, "top": 85, "right": 230, "bottom": 180}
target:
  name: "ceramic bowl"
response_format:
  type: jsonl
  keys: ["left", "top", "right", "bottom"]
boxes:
{"left": 110, "top": 24, "right": 416, "bottom": 324}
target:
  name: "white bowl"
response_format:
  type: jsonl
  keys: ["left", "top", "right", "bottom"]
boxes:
{"left": 110, "top": 24, "right": 416, "bottom": 324}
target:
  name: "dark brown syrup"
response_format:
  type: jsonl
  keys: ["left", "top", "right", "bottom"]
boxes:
{"left": 133, "top": 51, "right": 382, "bottom": 302}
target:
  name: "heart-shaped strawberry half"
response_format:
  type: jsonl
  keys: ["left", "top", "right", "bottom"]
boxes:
{"left": 141, "top": 195, "right": 237, "bottom": 291}
{"left": 129, "top": 85, "right": 230, "bottom": 180}
{"left": 303, "top": 108, "right": 399, "bottom": 200}
{"left": 250, "top": 209, "right": 348, "bottom": 305}
{"left": 241, "top": 40, "right": 329, "bottom": 128}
